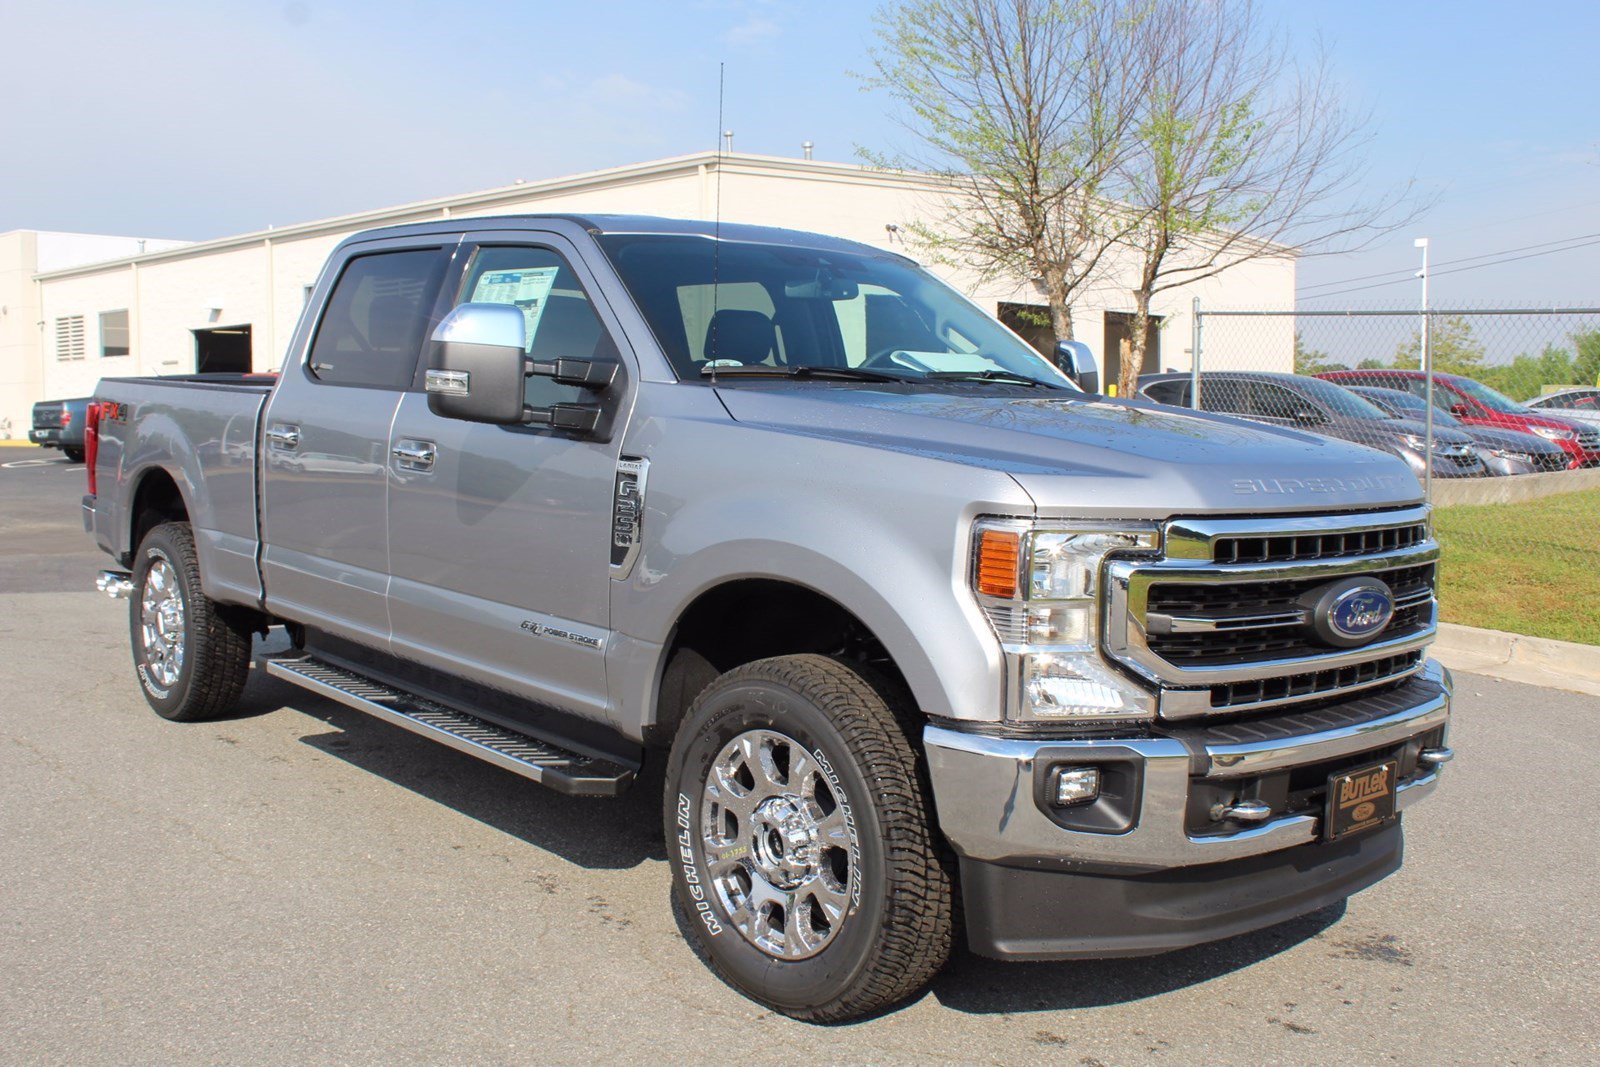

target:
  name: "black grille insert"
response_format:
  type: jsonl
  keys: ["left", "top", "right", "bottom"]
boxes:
{"left": 1207, "top": 650, "right": 1426, "bottom": 709}
{"left": 1212, "top": 522, "right": 1428, "bottom": 565}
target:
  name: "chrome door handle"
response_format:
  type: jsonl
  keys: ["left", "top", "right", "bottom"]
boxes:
{"left": 391, "top": 440, "right": 437, "bottom": 471}
{"left": 266, "top": 424, "right": 300, "bottom": 449}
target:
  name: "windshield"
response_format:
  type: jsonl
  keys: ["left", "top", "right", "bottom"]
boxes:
{"left": 1358, "top": 389, "right": 1463, "bottom": 427}
{"left": 1280, "top": 375, "right": 1393, "bottom": 419}
{"left": 596, "top": 233, "right": 1074, "bottom": 388}
{"left": 1452, "top": 377, "right": 1530, "bottom": 414}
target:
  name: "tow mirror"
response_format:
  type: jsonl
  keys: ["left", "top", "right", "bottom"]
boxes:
{"left": 425, "top": 303, "right": 617, "bottom": 432}
{"left": 1053, "top": 340, "right": 1100, "bottom": 394}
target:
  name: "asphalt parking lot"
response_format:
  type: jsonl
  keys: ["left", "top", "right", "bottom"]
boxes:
{"left": 2, "top": 451, "right": 1597, "bottom": 1064}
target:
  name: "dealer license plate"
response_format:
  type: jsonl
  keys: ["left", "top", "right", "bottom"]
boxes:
{"left": 1326, "top": 759, "right": 1398, "bottom": 841}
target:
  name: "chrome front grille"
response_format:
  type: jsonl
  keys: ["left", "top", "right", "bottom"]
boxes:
{"left": 1104, "top": 506, "right": 1437, "bottom": 720}
{"left": 1578, "top": 429, "right": 1600, "bottom": 451}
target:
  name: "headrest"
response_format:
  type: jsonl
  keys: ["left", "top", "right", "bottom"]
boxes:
{"left": 705, "top": 308, "right": 775, "bottom": 364}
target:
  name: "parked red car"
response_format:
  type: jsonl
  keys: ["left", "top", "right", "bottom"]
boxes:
{"left": 1317, "top": 369, "right": 1600, "bottom": 469}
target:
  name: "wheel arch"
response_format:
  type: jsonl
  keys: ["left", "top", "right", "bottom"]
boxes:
{"left": 125, "top": 465, "right": 192, "bottom": 565}
{"left": 644, "top": 575, "right": 921, "bottom": 750}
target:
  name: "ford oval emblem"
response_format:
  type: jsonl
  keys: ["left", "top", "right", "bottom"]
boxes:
{"left": 1301, "top": 577, "right": 1396, "bottom": 648}
{"left": 1329, "top": 586, "right": 1394, "bottom": 640}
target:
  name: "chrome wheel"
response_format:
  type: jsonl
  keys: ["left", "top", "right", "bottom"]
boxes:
{"left": 701, "top": 729, "right": 859, "bottom": 960}
{"left": 139, "top": 558, "right": 186, "bottom": 689}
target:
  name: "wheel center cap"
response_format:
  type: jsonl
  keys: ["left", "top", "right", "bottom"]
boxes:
{"left": 750, "top": 795, "right": 820, "bottom": 889}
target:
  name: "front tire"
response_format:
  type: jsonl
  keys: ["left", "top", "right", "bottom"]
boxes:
{"left": 663, "top": 654, "right": 953, "bottom": 1022}
{"left": 130, "top": 522, "right": 253, "bottom": 722}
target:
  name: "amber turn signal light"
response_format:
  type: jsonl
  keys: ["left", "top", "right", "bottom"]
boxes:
{"left": 976, "top": 529, "right": 1021, "bottom": 598}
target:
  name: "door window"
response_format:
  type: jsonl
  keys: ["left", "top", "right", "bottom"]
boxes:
{"left": 457, "top": 246, "right": 618, "bottom": 410}
{"left": 308, "top": 248, "right": 451, "bottom": 388}
{"left": 1247, "top": 381, "right": 1312, "bottom": 419}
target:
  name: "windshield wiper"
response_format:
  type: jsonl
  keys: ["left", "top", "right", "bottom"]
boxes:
{"left": 701, "top": 364, "right": 910, "bottom": 383}
{"left": 922, "top": 370, "right": 1061, "bottom": 388}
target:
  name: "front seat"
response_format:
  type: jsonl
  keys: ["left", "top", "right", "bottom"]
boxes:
{"left": 704, "top": 308, "right": 777, "bottom": 365}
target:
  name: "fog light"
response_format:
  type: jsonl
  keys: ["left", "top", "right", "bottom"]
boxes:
{"left": 1050, "top": 766, "right": 1101, "bottom": 807}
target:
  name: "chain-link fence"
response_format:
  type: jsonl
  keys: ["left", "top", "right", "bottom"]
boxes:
{"left": 1175, "top": 305, "right": 1600, "bottom": 644}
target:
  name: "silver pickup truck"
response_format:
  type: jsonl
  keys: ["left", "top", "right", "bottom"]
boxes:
{"left": 83, "top": 215, "right": 1453, "bottom": 1022}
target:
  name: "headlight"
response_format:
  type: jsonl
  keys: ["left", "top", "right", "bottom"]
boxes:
{"left": 1531, "top": 425, "right": 1576, "bottom": 441}
{"left": 973, "top": 521, "right": 1158, "bottom": 723}
{"left": 1400, "top": 433, "right": 1429, "bottom": 451}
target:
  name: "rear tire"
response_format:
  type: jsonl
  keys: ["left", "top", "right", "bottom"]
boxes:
{"left": 62, "top": 447, "right": 84, "bottom": 463}
{"left": 129, "top": 522, "right": 253, "bottom": 722}
{"left": 663, "top": 654, "right": 953, "bottom": 1022}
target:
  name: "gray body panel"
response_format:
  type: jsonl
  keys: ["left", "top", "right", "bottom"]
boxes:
{"left": 89, "top": 377, "right": 268, "bottom": 605}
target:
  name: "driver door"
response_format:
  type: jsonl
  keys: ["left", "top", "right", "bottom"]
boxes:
{"left": 384, "top": 233, "right": 633, "bottom": 726}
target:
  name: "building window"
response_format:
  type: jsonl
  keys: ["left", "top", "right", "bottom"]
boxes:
{"left": 100, "top": 309, "right": 130, "bottom": 358}
{"left": 55, "top": 316, "right": 86, "bottom": 361}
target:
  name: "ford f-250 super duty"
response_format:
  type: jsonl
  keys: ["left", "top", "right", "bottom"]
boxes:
{"left": 82, "top": 215, "right": 1453, "bottom": 1022}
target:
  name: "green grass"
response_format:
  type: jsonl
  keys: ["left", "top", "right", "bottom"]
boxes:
{"left": 1433, "top": 488, "right": 1600, "bottom": 645}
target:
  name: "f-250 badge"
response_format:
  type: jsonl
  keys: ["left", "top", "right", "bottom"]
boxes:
{"left": 610, "top": 457, "right": 648, "bottom": 572}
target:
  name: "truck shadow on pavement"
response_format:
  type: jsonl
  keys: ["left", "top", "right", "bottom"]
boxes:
{"left": 930, "top": 902, "right": 1345, "bottom": 1015}
{"left": 238, "top": 665, "right": 669, "bottom": 871}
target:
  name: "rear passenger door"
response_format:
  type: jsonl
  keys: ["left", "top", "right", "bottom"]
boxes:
{"left": 384, "top": 235, "right": 632, "bottom": 726}
{"left": 259, "top": 239, "right": 455, "bottom": 646}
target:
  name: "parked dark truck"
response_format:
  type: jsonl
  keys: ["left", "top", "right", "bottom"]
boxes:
{"left": 30, "top": 396, "right": 91, "bottom": 461}
{"left": 83, "top": 216, "right": 1454, "bottom": 1022}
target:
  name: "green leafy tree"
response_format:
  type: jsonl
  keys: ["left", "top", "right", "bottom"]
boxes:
{"left": 1392, "top": 315, "right": 1485, "bottom": 375}
{"left": 1572, "top": 328, "right": 1600, "bottom": 387}
{"left": 1113, "top": 0, "right": 1419, "bottom": 397}
{"left": 1293, "top": 333, "right": 1344, "bottom": 374}
{"left": 862, "top": 0, "right": 1146, "bottom": 343}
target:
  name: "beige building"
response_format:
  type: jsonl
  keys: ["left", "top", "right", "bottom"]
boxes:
{"left": 6, "top": 152, "right": 1294, "bottom": 437}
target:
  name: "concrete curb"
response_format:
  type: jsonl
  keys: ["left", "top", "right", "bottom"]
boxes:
{"left": 1431, "top": 466, "right": 1600, "bottom": 507}
{"left": 0, "top": 440, "right": 39, "bottom": 448}
{"left": 1433, "top": 622, "right": 1600, "bottom": 697}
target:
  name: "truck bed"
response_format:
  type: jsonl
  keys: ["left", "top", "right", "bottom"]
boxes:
{"left": 89, "top": 375, "right": 273, "bottom": 608}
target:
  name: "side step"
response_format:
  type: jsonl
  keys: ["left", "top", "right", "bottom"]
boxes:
{"left": 264, "top": 654, "right": 635, "bottom": 796}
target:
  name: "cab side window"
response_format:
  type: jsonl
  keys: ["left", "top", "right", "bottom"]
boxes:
{"left": 1142, "top": 380, "right": 1189, "bottom": 406}
{"left": 1202, "top": 378, "right": 1252, "bottom": 415}
{"left": 456, "top": 246, "right": 618, "bottom": 410}
{"left": 308, "top": 248, "right": 450, "bottom": 388}
{"left": 1248, "top": 382, "right": 1308, "bottom": 419}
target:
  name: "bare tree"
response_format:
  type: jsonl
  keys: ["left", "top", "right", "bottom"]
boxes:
{"left": 1114, "top": 0, "right": 1419, "bottom": 396}
{"left": 862, "top": 0, "right": 1146, "bottom": 342}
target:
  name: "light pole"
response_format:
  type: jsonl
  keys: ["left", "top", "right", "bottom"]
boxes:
{"left": 1414, "top": 237, "right": 1432, "bottom": 501}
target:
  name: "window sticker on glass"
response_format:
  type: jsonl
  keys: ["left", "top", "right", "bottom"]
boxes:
{"left": 472, "top": 267, "right": 560, "bottom": 349}
{"left": 880, "top": 350, "right": 1000, "bottom": 374}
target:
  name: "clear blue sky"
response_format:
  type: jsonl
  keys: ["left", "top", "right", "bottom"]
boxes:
{"left": 3, "top": 1, "right": 1596, "bottom": 307}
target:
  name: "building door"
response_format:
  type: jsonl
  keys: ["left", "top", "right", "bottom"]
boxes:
{"left": 194, "top": 325, "right": 253, "bottom": 373}
{"left": 1103, "top": 312, "right": 1162, "bottom": 390}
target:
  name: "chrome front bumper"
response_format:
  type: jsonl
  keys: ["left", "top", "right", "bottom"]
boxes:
{"left": 925, "top": 659, "right": 1451, "bottom": 871}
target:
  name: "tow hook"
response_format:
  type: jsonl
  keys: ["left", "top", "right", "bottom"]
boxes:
{"left": 96, "top": 570, "right": 135, "bottom": 599}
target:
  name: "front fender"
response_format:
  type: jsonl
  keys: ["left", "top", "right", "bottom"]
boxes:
{"left": 609, "top": 414, "right": 1035, "bottom": 734}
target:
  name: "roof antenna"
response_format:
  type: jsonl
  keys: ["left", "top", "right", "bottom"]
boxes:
{"left": 710, "top": 62, "right": 726, "bottom": 383}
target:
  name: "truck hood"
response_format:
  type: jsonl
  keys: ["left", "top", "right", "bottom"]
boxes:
{"left": 714, "top": 385, "right": 1423, "bottom": 517}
